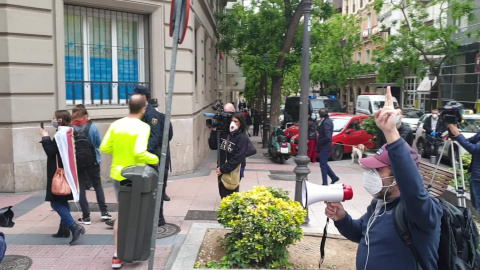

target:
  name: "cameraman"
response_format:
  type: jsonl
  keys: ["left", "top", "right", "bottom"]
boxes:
{"left": 448, "top": 124, "right": 480, "bottom": 213}
{"left": 208, "top": 105, "right": 247, "bottom": 198}
{"left": 424, "top": 109, "right": 446, "bottom": 157}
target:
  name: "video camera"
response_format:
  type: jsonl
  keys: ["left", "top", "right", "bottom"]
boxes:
{"left": 204, "top": 101, "right": 233, "bottom": 133}
{"left": 439, "top": 101, "right": 464, "bottom": 138}
{"left": 439, "top": 101, "right": 464, "bottom": 125}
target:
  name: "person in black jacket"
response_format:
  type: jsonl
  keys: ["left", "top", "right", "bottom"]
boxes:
{"left": 376, "top": 109, "right": 414, "bottom": 147}
{"left": 39, "top": 110, "right": 85, "bottom": 245}
{"left": 253, "top": 110, "right": 261, "bottom": 136}
{"left": 245, "top": 110, "right": 252, "bottom": 137}
{"left": 209, "top": 112, "right": 249, "bottom": 198}
{"left": 424, "top": 109, "right": 446, "bottom": 157}
{"left": 308, "top": 113, "right": 318, "bottom": 163}
{"left": 131, "top": 85, "right": 173, "bottom": 227}
{"left": 316, "top": 109, "right": 339, "bottom": 185}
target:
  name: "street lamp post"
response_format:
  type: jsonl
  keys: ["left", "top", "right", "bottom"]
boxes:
{"left": 428, "top": 71, "right": 435, "bottom": 111}
{"left": 294, "top": 0, "right": 312, "bottom": 220}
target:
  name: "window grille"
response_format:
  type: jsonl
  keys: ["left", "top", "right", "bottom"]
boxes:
{"left": 64, "top": 5, "right": 150, "bottom": 105}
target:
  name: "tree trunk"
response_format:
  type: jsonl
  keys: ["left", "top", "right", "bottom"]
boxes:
{"left": 269, "top": 1, "right": 305, "bottom": 128}
{"left": 255, "top": 79, "right": 264, "bottom": 110}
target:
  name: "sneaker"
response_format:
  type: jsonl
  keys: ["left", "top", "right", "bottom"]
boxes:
{"left": 101, "top": 212, "right": 113, "bottom": 221}
{"left": 78, "top": 217, "right": 91, "bottom": 225}
{"left": 105, "top": 219, "right": 115, "bottom": 227}
{"left": 112, "top": 256, "right": 123, "bottom": 269}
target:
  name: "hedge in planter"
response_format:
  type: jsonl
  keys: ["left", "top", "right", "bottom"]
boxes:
{"left": 217, "top": 186, "right": 307, "bottom": 269}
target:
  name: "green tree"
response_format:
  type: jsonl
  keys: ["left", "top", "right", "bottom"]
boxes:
{"left": 373, "top": 0, "right": 476, "bottom": 106}
{"left": 216, "top": 0, "right": 307, "bottom": 128}
{"left": 310, "top": 13, "right": 366, "bottom": 97}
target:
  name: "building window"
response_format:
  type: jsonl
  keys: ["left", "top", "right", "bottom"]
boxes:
{"left": 366, "top": 50, "right": 371, "bottom": 64}
{"left": 357, "top": 52, "right": 362, "bottom": 63}
{"left": 353, "top": 3, "right": 356, "bottom": 13}
{"left": 64, "top": 5, "right": 150, "bottom": 105}
{"left": 360, "top": 0, "right": 363, "bottom": 8}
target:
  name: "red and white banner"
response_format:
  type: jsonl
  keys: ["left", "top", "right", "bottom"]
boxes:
{"left": 55, "top": 126, "right": 80, "bottom": 202}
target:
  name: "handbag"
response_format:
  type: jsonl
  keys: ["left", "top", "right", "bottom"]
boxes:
{"left": 220, "top": 135, "right": 241, "bottom": 190}
{"left": 246, "top": 137, "right": 257, "bottom": 157}
{"left": 52, "top": 156, "right": 72, "bottom": 196}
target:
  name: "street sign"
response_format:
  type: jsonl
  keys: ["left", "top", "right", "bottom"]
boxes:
{"left": 169, "top": 0, "right": 190, "bottom": 44}
{"left": 475, "top": 53, "right": 480, "bottom": 74}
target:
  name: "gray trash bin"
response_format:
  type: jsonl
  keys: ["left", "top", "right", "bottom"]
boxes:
{"left": 117, "top": 165, "right": 159, "bottom": 262}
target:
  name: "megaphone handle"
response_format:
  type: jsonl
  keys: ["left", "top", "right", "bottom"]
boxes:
{"left": 319, "top": 217, "right": 329, "bottom": 268}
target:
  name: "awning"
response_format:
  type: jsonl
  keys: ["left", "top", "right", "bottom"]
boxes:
{"left": 417, "top": 76, "right": 437, "bottom": 92}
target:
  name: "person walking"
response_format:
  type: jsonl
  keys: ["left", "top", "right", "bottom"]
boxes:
{"left": 307, "top": 113, "right": 318, "bottom": 163}
{"left": 99, "top": 94, "right": 159, "bottom": 269}
{"left": 130, "top": 85, "right": 173, "bottom": 226}
{"left": 39, "top": 110, "right": 85, "bottom": 245}
{"left": 316, "top": 109, "right": 339, "bottom": 185}
{"left": 209, "top": 112, "right": 249, "bottom": 198}
{"left": 253, "top": 109, "right": 261, "bottom": 136}
{"left": 245, "top": 110, "right": 252, "bottom": 137}
{"left": 71, "top": 106, "right": 112, "bottom": 225}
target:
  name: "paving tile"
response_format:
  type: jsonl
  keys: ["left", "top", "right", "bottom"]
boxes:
{"left": 29, "top": 257, "right": 59, "bottom": 270}
{"left": 6, "top": 245, "right": 68, "bottom": 258}
{"left": 51, "top": 257, "right": 90, "bottom": 270}
{"left": 61, "top": 245, "right": 103, "bottom": 257}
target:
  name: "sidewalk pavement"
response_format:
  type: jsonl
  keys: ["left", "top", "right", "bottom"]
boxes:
{"left": 0, "top": 135, "right": 371, "bottom": 270}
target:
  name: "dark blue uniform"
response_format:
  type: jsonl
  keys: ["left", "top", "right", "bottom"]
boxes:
{"left": 143, "top": 103, "right": 173, "bottom": 223}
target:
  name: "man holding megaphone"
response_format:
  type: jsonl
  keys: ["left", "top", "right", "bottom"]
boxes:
{"left": 325, "top": 88, "right": 442, "bottom": 270}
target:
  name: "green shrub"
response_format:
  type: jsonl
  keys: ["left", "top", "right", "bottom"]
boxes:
{"left": 361, "top": 115, "right": 377, "bottom": 144}
{"left": 450, "top": 153, "right": 471, "bottom": 190}
{"left": 216, "top": 186, "right": 307, "bottom": 269}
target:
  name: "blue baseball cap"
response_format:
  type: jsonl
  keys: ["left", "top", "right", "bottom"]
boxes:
{"left": 131, "top": 85, "right": 150, "bottom": 95}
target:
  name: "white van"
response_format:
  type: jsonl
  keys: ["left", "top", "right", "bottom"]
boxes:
{"left": 356, "top": 95, "right": 399, "bottom": 115}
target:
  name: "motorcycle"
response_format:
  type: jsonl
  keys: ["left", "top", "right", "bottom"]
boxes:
{"left": 424, "top": 134, "right": 445, "bottom": 159}
{"left": 268, "top": 126, "right": 292, "bottom": 164}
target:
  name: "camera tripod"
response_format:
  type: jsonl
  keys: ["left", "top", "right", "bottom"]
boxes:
{"left": 429, "top": 137, "right": 467, "bottom": 207}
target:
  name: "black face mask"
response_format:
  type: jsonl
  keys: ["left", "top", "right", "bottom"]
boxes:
{"left": 320, "top": 113, "right": 328, "bottom": 118}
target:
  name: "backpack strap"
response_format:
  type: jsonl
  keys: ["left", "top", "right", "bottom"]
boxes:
{"left": 393, "top": 201, "right": 429, "bottom": 270}
{"left": 84, "top": 121, "right": 92, "bottom": 138}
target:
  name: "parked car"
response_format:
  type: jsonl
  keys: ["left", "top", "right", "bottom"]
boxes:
{"left": 415, "top": 113, "right": 480, "bottom": 164}
{"left": 290, "top": 115, "right": 375, "bottom": 161}
{"left": 402, "top": 108, "right": 425, "bottom": 134}
{"left": 356, "top": 94, "right": 399, "bottom": 115}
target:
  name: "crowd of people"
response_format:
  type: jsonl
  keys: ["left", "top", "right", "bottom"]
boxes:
{"left": 38, "top": 86, "right": 172, "bottom": 269}
{"left": 34, "top": 85, "right": 480, "bottom": 270}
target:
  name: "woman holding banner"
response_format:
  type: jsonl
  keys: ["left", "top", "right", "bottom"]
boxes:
{"left": 39, "top": 110, "right": 85, "bottom": 245}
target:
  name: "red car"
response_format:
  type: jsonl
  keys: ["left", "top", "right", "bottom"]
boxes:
{"left": 290, "top": 114, "right": 374, "bottom": 161}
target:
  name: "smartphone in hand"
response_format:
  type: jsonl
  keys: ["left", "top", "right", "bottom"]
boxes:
{"left": 40, "top": 122, "right": 44, "bottom": 129}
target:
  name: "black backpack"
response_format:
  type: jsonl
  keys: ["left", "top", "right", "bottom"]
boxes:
{"left": 394, "top": 197, "right": 480, "bottom": 270}
{"left": 74, "top": 122, "right": 97, "bottom": 168}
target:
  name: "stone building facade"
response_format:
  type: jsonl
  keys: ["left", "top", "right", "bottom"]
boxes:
{"left": 0, "top": 0, "right": 237, "bottom": 192}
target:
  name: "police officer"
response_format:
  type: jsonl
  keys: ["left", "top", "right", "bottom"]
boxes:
{"left": 132, "top": 85, "right": 173, "bottom": 226}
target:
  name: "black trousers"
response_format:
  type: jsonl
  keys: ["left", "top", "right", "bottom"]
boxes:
{"left": 78, "top": 164, "right": 108, "bottom": 218}
{"left": 150, "top": 165, "right": 168, "bottom": 219}
{"left": 253, "top": 124, "right": 260, "bottom": 136}
{"left": 218, "top": 176, "right": 239, "bottom": 199}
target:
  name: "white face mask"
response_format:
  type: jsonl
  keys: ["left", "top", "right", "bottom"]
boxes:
{"left": 432, "top": 114, "right": 438, "bottom": 120}
{"left": 362, "top": 170, "right": 394, "bottom": 196}
{"left": 230, "top": 121, "right": 238, "bottom": 133}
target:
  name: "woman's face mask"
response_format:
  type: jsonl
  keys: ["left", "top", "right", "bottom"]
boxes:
{"left": 311, "top": 114, "right": 317, "bottom": 120}
{"left": 230, "top": 121, "right": 238, "bottom": 133}
{"left": 51, "top": 120, "right": 59, "bottom": 128}
{"left": 363, "top": 169, "right": 395, "bottom": 196}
